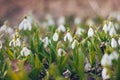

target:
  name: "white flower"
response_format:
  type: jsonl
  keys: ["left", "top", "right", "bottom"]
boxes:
{"left": 85, "top": 62, "right": 91, "bottom": 72}
{"left": 48, "top": 19, "right": 55, "bottom": 26}
{"left": 53, "top": 32, "right": 59, "bottom": 41}
{"left": 41, "top": 37, "right": 51, "bottom": 47}
{"left": 111, "top": 38, "right": 117, "bottom": 48}
{"left": 101, "top": 53, "right": 112, "bottom": 67}
{"left": 64, "top": 31, "right": 72, "bottom": 42}
{"left": 109, "top": 27, "right": 116, "bottom": 36}
{"left": 20, "top": 47, "right": 31, "bottom": 56}
{"left": 88, "top": 28, "right": 94, "bottom": 37}
{"left": 75, "top": 28, "right": 85, "bottom": 36}
{"left": 118, "top": 38, "right": 120, "bottom": 45}
{"left": 109, "top": 51, "right": 119, "bottom": 60}
{"left": 74, "top": 17, "right": 81, "bottom": 25}
{"left": 71, "top": 39, "right": 79, "bottom": 49}
{"left": 57, "top": 16, "right": 65, "bottom": 25}
{"left": 102, "top": 68, "right": 110, "bottom": 80}
{"left": 107, "top": 21, "right": 113, "bottom": 30}
{"left": 57, "top": 24, "right": 66, "bottom": 32}
{"left": 19, "top": 16, "right": 32, "bottom": 31}
{"left": 0, "top": 23, "right": 13, "bottom": 34}
{"left": 114, "top": 23, "right": 119, "bottom": 29}
{"left": 102, "top": 24, "right": 108, "bottom": 33}
{"left": 62, "top": 69, "right": 71, "bottom": 78}
{"left": 57, "top": 48, "right": 66, "bottom": 56}
{"left": 86, "top": 19, "right": 94, "bottom": 25}
{"left": 0, "top": 40, "right": 2, "bottom": 49}
{"left": 46, "top": 14, "right": 55, "bottom": 26}
{"left": 9, "top": 38, "right": 21, "bottom": 47}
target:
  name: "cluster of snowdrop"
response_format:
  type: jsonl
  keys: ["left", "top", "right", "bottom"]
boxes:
{"left": 101, "top": 20, "right": 120, "bottom": 80}
{"left": 102, "top": 20, "right": 118, "bottom": 36}
{"left": 0, "top": 14, "right": 120, "bottom": 80}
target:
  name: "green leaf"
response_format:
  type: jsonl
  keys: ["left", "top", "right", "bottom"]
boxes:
{"left": 7, "top": 49, "right": 14, "bottom": 59}
{"left": 34, "top": 54, "right": 44, "bottom": 69}
{"left": 77, "top": 47, "right": 85, "bottom": 80}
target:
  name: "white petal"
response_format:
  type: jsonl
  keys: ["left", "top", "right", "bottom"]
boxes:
{"left": 109, "top": 51, "right": 119, "bottom": 60}
{"left": 108, "top": 21, "right": 113, "bottom": 30}
{"left": 20, "top": 47, "right": 31, "bottom": 56}
{"left": 103, "top": 24, "right": 108, "bottom": 33}
{"left": 75, "top": 28, "right": 84, "bottom": 35}
{"left": 19, "top": 20, "right": 24, "bottom": 30}
{"left": 101, "top": 53, "right": 112, "bottom": 66}
{"left": 16, "top": 38, "right": 21, "bottom": 46}
{"left": 58, "top": 48, "right": 66, "bottom": 56}
{"left": 102, "top": 68, "right": 110, "bottom": 80}
{"left": 9, "top": 40, "right": 14, "bottom": 46}
{"left": 88, "top": 28, "right": 94, "bottom": 37}
{"left": 118, "top": 38, "right": 120, "bottom": 45}
{"left": 111, "top": 38, "right": 117, "bottom": 48}
{"left": 109, "top": 27, "right": 116, "bottom": 36}
{"left": 64, "top": 34, "right": 67, "bottom": 42}
{"left": 58, "top": 24, "right": 66, "bottom": 32}
{"left": 53, "top": 32, "right": 59, "bottom": 41}
{"left": 67, "top": 33, "right": 72, "bottom": 42}
{"left": 71, "top": 40, "right": 78, "bottom": 49}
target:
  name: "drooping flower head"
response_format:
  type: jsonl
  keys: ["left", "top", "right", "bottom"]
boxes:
{"left": 88, "top": 27, "right": 94, "bottom": 37}
{"left": 20, "top": 46, "right": 31, "bottom": 56}
{"left": 64, "top": 29, "right": 73, "bottom": 42}
{"left": 19, "top": 16, "right": 32, "bottom": 31}
{"left": 111, "top": 38, "right": 117, "bottom": 48}
{"left": 71, "top": 36, "right": 79, "bottom": 49}
{"left": 57, "top": 24, "right": 66, "bottom": 32}
{"left": 0, "top": 21, "right": 14, "bottom": 34}
{"left": 53, "top": 30, "right": 59, "bottom": 42}
{"left": 9, "top": 29, "right": 21, "bottom": 47}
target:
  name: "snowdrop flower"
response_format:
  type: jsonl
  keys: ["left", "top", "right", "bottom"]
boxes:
{"left": 9, "top": 37, "right": 21, "bottom": 47}
{"left": 111, "top": 38, "right": 117, "bottom": 48}
{"left": 64, "top": 30, "right": 73, "bottom": 42}
{"left": 20, "top": 47, "right": 31, "bottom": 56}
{"left": 57, "top": 48, "right": 66, "bottom": 57}
{"left": 41, "top": 37, "right": 51, "bottom": 47}
{"left": 62, "top": 69, "right": 71, "bottom": 78}
{"left": 74, "top": 17, "right": 81, "bottom": 25}
{"left": 46, "top": 14, "right": 55, "bottom": 26}
{"left": 88, "top": 27, "right": 94, "bottom": 37}
{"left": 85, "top": 62, "right": 91, "bottom": 72}
{"left": 86, "top": 19, "right": 94, "bottom": 26}
{"left": 102, "top": 24, "right": 108, "bottom": 33}
{"left": 109, "top": 27, "right": 116, "bottom": 36}
{"left": 0, "top": 40, "right": 2, "bottom": 49}
{"left": 109, "top": 51, "right": 119, "bottom": 60}
{"left": 107, "top": 21, "right": 113, "bottom": 30}
{"left": 57, "top": 24, "right": 66, "bottom": 32}
{"left": 26, "top": 14, "right": 33, "bottom": 24}
{"left": 19, "top": 16, "right": 32, "bottom": 31}
{"left": 75, "top": 28, "right": 85, "bottom": 36}
{"left": 0, "top": 21, "right": 13, "bottom": 34}
{"left": 102, "top": 68, "right": 110, "bottom": 80}
{"left": 53, "top": 31, "right": 59, "bottom": 41}
{"left": 57, "top": 16, "right": 65, "bottom": 25}
{"left": 114, "top": 23, "right": 119, "bottom": 29}
{"left": 101, "top": 53, "right": 112, "bottom": 67}
{"left": 118, "top": 38, "right": 120, "bottom": 45}
{"left": 71, "top": 37, "right": 79, "bottom": 49}
{"left": 47, "top": 19, "right": 55, "bottom": 26}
